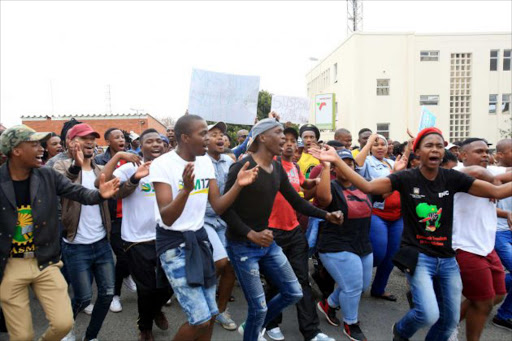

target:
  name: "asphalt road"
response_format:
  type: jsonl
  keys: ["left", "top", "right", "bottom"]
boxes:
{"left": 1, "top": 268, "right": 509, "bottom": 341}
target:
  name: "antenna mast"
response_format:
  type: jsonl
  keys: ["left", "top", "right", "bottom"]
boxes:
{"left": 347, "top": 0, "right": 363, "bottom": 35}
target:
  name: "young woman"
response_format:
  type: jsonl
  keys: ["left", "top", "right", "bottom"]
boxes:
{"left": 354, "top": 134, "right": 408, "bottom": 301}
{"left": 316, "top": 149, "right": 373, "bottom": 341}
{"left": 310, "top": 127, "right": 511, "bottom": 341}
{"left": 41, "top": 132, "right": 62, "bottom": 164}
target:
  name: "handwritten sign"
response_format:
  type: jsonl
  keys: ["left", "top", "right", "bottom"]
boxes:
{"left": 270, "top": 95, "right": 310, "bottom": 124}
{"left": 418, "top": 106, "right": 437, "bottom": 131}
{"left": 188, "top": 68, "right": 260, "bottom": 125}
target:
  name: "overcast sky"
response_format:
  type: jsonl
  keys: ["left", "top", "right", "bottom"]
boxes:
{"left": 1, "top": 0, "right": 511, "bottom": 127}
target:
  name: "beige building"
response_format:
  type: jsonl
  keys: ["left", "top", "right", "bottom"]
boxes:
{"left": 306, "top": 32, "right": 512, "bottom": 145}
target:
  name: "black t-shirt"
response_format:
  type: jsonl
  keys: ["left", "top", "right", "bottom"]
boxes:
{"left": 317, "top": 180, "right": 373, "bottom": 256}
{"left": 11, "top": 179, "right": 35, "bottom": 256}
{"left": 388, "top": 168, "right": 474, "bottom": 258}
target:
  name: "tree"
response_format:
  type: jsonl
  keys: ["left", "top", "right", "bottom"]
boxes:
{"left": 159, "top": 116, "right": 176, "bottom": 128}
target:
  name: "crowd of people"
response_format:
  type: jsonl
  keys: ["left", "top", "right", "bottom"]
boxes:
{"left": 0, "top": 111, "right": 510, "bottom": 341}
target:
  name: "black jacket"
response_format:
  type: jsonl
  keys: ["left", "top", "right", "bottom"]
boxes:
{"left": 0, "top": 163, "right": 104, "bottom": 283}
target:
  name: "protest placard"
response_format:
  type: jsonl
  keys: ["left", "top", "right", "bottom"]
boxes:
{"left": 270, "top": 95, "right": 310, "bottom": 124}
{"left": 418, "top": 106, "right": 437, "bottom": 131}
{"left": 188, "top": 69, "right": 260, "bottom": 125}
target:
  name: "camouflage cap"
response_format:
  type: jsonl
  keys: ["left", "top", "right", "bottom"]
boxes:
{"left": 0, "top": 125, "right": 51, "bottom": 155}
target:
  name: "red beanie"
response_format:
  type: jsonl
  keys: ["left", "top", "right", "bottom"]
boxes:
{"left": 413, "top": 127, "right": 444, "bottom": 151}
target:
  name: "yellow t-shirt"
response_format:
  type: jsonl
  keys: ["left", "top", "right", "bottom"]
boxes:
{"left": 352, "top": 149, "right": 360, "bottom": 158}
{"left": 297, "top": 153, "right": 320, "bottom": 179}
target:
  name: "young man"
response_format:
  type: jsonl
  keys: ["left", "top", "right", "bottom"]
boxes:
{"left": 334, "top": 128, "right": 352, "bottom": 150}
{"left": 151, "top": 115, "right": 258, "bottom": 341}
{"left": 54, "top": 123, "right": 139, "bottom": 341}
{"left": 236, "top": 129, "right": 249, "bottom": 146}
{"left": 166, "top": 125, "right": 177, "bottom": 151}
{"left": 94, "top": 127, "right": 137, "bottom": 313}
{"left": 309, "top": 127, "right": 511, "bottom": 341}
{"left": 45, "top": 119, "right": 82, "bottom": 168}
{"left": 0, "top": 125, "right": 119, "bottom": 341}
{"left": 492, "top": 138, "right": 512, "bottom": 330}
{"left": 297, "top": 124, "right": 321, "bottom": 179}
{"left": 453, "top": 138, "right": 510, "bottom": 341}
{"left": 221, "top": 118, "right": 343, "bottom": 341}
{"left": 100, "top": 128, "right": 173, "bottom": 341}
{"left": 265, "top": 127, "right": 334, "bottom": 341}
{"left": 205, "top": 122, "right": 238, "bottom": 331}
{"left": 351, "top": 128, "right": 372, "bottom": 158}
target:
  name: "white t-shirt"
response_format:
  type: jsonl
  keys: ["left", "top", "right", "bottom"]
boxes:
{"left": 452, "top": 165, "right": 503, "bottom": 256}
{"left": 114, "top": 163, "right": 157, "bottom": 242}
{"left": 150, "top": 150, "right": 215, "bottom": 232}
{"left": 65, "top": 169, "right": 106, "bottom": 244}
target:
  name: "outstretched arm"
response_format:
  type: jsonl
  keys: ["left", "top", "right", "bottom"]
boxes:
{"left": 309, "top": 145, "right": 393, "bottom": 195}
{"left": 468, "top": 180, "right": 512, "bottom": 200}
{"left": 208, "top": 161, "right": 259, "bottom": 215}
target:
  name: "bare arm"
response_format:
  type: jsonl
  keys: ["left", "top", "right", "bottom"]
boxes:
{"left": 315, "top": 162, "right": 333, "bottom": 208}
{"left": 302, "top": 178, "right": 319, "bottom": 190}
{"left": 354, "top": 133, "right": 378, "bottom": 167}
{"left": 457, "top": 165, "right": 495, "bottom": 183}
{"left": 208, "top": 161, "right": 259, "bottom": 215}
{"left": 467, "top": 179, "right": 512, "bottom": 200}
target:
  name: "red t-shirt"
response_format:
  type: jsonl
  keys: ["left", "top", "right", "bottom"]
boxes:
{"left": 115, "top": 159, "right": 128, "bottom": 218}
{"left": 268, "top": 159, "right": 305, "bottom": 231}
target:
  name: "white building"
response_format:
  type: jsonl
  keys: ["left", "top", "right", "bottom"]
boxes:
{"left": 306, "top": 32, "right": 512, "bottom": 145}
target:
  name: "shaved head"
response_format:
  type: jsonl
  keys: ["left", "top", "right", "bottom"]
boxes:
{"left": 496, "top": 138, "right": 512, "bottom": 153}
{"left": 496, "top": 138, "right": 512, "bottom": 167}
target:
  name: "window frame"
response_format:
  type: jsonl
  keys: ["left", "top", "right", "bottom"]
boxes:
{"left": 420, "top": 50, "right": 439, "bottom": 61}
{"left": 419, "top": 95, "right": 440, "bottom": 106}
{"left": 489, "top": 94, "right": 498, "bottom": 114}
{"left": 376, "top": 123, "right": 390, "bottom": 139}
{"left": 502, "top": 94, "right": 511, "bottom": 114}
{"left": 504, "top": 49, "right": 511, "bottom": 71}
{"left": 376, "top": 79, "right": 390, "bottom": 96}
{"left": 490, "top": 50, "right": 499, "bottom": 71}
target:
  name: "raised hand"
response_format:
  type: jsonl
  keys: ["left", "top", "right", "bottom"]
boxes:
{"left": 325, "top": 211, "right": 344, "bottom": 225}
{"left": 393, "top": 154, "right": 408, "bottom": 172}
{"left": 236, "top": 161, "right": 259, "bottom": 187}
{"left": 268, "top": 111, "right": 280, "bottom": 121}
{"left": 309, "top": 145, "right": 339, "bottom": 163}
{"left": 247, "top": 229, "right": 274, "bottom": 247}
{"left": 98, "top": 173, "right": 120, "bottom": 199}
{"left": 69, "top": 140, "right": 84, "bottom": 167}
{"left": 134, "top": 161, "right": 152, "bottom": 180}
{"left": 118, "top": 152, "right": 142, "bottom": 166}
{"left": 182, "top": 163, "right": 195, "bottom": 193}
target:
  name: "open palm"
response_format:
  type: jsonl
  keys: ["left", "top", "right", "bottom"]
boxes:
{"left": 98, "top": 174, "right": 120, "bottom": 199}
{"left": 309, "top": 145, "right": 339, "bottom": 163}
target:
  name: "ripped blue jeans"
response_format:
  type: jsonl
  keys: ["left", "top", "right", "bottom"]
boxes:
{"left": 226, "top": 240, "right": 303, "bottom": 341}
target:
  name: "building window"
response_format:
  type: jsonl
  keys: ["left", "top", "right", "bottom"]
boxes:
{"left": 333, "top": 63, "right": 338, "bottom": 83}
{"left": 449, "top": 53, "right": 472, "bottom": 140}
{"left": 489, "top": 94, "right": 498, "bottom": 114}
{"left": 420, "top": 95, "right": 440, "bottom": 105}
{"left": 490, "top": 50, "right": 499, "bottom": 71}
{"left": 420, "top": 51, "right": 439, "bottom": 61}
{"left": 502, "top": 94, "right": 511, "bottom": 114}
{"left": 376, "top": 123, "right": 390, "bottom": 139}
{"left": 376, "top": 79, "right": 390, "bottom": 96}
{"left": 504, "top": 50, "right": 511, "bottom": 71}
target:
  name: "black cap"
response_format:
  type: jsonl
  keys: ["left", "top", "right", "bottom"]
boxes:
{"left": 283, "top": 127, "right": 299, "bottom": 140}
{"left": 299, "top": 124, "right": 320, "bottom": 140}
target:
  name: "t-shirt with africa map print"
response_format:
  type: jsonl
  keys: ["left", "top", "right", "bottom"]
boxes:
{"left": 11, "top": 179, "right": 34, "bottom": 256}
{"left": 388, "top": 167, "right": 474, "bottom": 258}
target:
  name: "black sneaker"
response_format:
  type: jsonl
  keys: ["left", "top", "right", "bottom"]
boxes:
{"left": 317, "top": 299, "right": 340, "bottom": 326}
{"left": 343, "top": 322, "right": 367, "bottom": 341}
{"left": 492, "top": 315, "right": 512, "bottom": 331}
{"left": 392, "top": 323, "right": 409, "bottom": 341}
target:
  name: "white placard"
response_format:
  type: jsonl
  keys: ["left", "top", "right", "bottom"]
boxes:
{"left": 188, "top": 68, "right": 260, "bottom": 125}
{"left": 271, "top": 95, "right": 310, "bottom": 124}
{"left": 314, "top": 93, "right": 335, "bottom": 130}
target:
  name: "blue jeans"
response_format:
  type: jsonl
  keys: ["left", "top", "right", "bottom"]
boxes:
{"left": 495, "top": 230, "right": 512, "bottom": 319}
{"left": 226, "top": 240, "right": 303, "bottom": 341}
{"left": 61, "top": 238, "right": 115, "bottom": 340}
{"left": 319, "top": 251, "right": 373, "bottom": 324}
{"left": 396, "top": 253, "right": 462, "bottom": 341}
{"left": 160, "top": 245, "right": 218, "bottom": 325}
{"left": 369, "top": 215, "right": 403, "bottom": 295}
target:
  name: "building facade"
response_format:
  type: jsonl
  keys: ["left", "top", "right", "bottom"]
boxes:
{"left": 21, "top": 113, "right": 168, "bottom": 146}
{"left": 306, "top": 32, "right": 512, "bottom": 145}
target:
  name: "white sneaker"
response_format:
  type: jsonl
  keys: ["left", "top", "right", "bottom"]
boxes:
{"left": 123, "top": 275, "right": 137, "bottom": 292}
{"left": 83, "top": 303, "right": 94, "bottom": 315}
{"left": 109, "top": 295, "right": 122, "bottom": 313}
{"left": 448, "top": 325, "right": 459, "bottom": 341}
{"left": 309, "top": 332, "right": 335, "bottom": 341}
{"left": 238, "top": 321, "right": 267, "bottom": 341}
{"left": 266, "top": 327, "right": 285, "bottom": 340}
{"left": 61, "top": 328, "right": 75, "bottom": 341}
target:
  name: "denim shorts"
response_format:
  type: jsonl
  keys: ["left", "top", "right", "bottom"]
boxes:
{"left": 160, "top": 245, "right": 218, "bottom": 325}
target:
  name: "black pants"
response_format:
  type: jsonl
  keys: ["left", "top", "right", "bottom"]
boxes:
{"left": 124, "top": 240, "right": 173, "bottom": 331}
{"left": 111, "top": 219, "right": 131, "bottom": 296}
{"left": 265, "top": 227, "right": 321, "bottom": 341}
